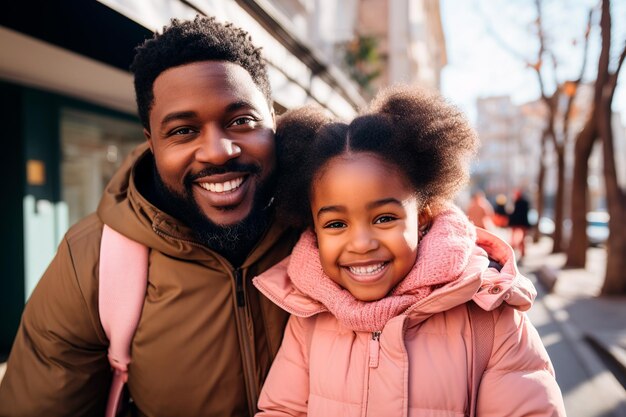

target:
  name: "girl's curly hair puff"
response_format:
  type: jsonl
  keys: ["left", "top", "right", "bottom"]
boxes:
{"left": 366, "top": 85, "right": 478, "bottom": 212}
{"left": 273, "top": 106, "right": 337, "bottom": 228}
{"left": 274, "top": 85, "right": 479, "bottom": 228}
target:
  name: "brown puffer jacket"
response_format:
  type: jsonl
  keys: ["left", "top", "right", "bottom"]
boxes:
{"left": 0, "top": 144, "right": 299, "bottom": 417}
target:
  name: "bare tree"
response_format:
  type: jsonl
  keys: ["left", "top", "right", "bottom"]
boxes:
{"left": 480, "top": 0, "right": 624, "bottom": 288}
{"left": 527, "top": 0, "right": 592, "bottom": 253}
{"left": 566, "top": 11, "right": 597, "bottom": 267}
{"left": 596, "top": 0, "right": 626, "bottom": 294}
{"left": 565, "top": 112, "right": 597, "bottom": 267}
{"left": 480, "top": 0, "right": 593, "bottom": 253}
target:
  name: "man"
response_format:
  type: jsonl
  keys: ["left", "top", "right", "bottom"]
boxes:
{"left": 0, "top": 16, "right": 299, "bottom": 416}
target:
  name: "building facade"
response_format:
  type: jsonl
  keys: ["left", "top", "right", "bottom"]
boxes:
{"left": 473, "top": 84, "right": 625, "bottom": 219}
{"left": 0, "top": 0, "right": 446, "bottom": 356}
{"left": 473, "top": 96, "right": 532, "bottom": 197}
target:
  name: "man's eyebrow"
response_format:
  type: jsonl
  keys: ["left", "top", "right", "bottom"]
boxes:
{"left": 161, "top": 111, "right": 197, "bottom": 127}
{"left": 225, "top": 100, "right": 259, "bottom": 113}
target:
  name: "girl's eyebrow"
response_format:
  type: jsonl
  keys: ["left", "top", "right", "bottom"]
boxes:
{"left": 367, "top": 198, "right": 402, "bottom": 210}
{"left": 316, "top": 205, "right": 344, "bottom": 218}
{"left": 316, "top": 198, "right": 402, "bottom": 218}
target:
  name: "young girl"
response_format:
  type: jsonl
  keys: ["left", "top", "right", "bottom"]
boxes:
{"left": 253, "top": 86, "right": 565, "bottom": 416}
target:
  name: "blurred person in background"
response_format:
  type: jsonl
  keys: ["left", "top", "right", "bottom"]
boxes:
{"left": 508, "top": 189, "right": 531, "bottom": 259}
{"left": 466, "top": 189, "right": 495, "bottom": 230}
{"left": 493, "top": 193, "right": 509, "bottom": 228}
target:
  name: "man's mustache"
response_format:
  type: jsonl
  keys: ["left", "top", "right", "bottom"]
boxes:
{"left": 186, "top": 161, "right": 261, "bottom": 184}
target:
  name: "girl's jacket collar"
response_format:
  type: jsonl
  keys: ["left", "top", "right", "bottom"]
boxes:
{"left": 253, "top": 222, "right": 536, "bottom": 327}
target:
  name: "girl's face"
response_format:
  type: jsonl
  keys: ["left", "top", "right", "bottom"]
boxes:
{"left": 310, "top": 153, "right": 420, "bottom": 302}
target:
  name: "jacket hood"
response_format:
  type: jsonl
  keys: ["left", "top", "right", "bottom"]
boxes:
{"left": 97, "top": 143, "right": 290, "bottom": 267}
{"left": 253, "top": 227, "right": 536, "bottom": 325}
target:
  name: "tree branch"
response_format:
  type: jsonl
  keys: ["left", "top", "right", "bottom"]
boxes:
{"left": 476, "top": 0, "right": 530, "bottom": 63}
{"left": 575, "top": 8, "right": 594, "bottom": 83}
{"left": 534, "top": 0, "right": 550, "bottom": 101}
{"left": 615, "top": 41, "right": 626, "bottom": 77}
{"left": 563, "top": 8, "right": 594, "bottom": 142}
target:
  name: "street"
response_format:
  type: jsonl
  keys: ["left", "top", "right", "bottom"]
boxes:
{"left": 522, "top": 237, "right": 626, "bottom": 417}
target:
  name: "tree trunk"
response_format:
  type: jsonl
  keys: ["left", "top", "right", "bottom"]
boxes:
{"left": 598, "top": 0, "right": 626, "bottom": 295}
{"left": 600, "top": 98, "right": 626, "bottom": 294}
{"left": 602, "top": 201, "right": 626, "bottom": 294}
{"left": 552, "top": 147, "right": 566, "bottom": 253}
{"left": 565, "top": 113, "right": 597, "bottom": 267}
{"left": 533, "top": 132, "right": 548, "bottom": 242}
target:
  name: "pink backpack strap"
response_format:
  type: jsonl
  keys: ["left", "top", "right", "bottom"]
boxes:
{"left": 99, "top": 225, "right": 149, "bottom": 417}
{"left": 467, "top": 301, "right": 494, "bottom": 417}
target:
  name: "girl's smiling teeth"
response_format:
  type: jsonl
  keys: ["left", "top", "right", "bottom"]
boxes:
{"left": 198, "top": 176, "right": 245, "bottom": 193}
{"left": 346, "top": 262, "right": 388, "bottom": 276}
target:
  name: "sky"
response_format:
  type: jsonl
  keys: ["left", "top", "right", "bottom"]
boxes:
{"left": 440, "top": 0, "right": 626, "bottom": 125}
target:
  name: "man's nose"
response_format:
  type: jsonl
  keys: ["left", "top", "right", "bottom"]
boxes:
{"left": 195, "top": 126, "right": 241, "bottom": 165}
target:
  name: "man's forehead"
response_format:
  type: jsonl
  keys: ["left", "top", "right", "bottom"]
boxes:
{"left": 150, "top": 61, "right": 271, "bottom": 117}
{"left": 154, "top": 61, "right": 261, "bottom": 94}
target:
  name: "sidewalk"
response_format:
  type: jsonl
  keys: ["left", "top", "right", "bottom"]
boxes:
{"left": 521, "top": 237, "right": 626, "bottom": 417}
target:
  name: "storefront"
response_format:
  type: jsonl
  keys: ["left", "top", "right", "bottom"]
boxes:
{"left": 0, "top": 0, "right": 364, "bottom": 356}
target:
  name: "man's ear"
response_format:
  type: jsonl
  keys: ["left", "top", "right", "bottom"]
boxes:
{"left": 144, "top": 128, "right": 154, "bottom": 153}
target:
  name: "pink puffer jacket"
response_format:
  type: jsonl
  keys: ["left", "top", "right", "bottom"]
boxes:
{"left": 253, "top": 228, "right": 566, "bottom": 417}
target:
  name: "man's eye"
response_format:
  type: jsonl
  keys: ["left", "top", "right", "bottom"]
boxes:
{"left": 169, "top": 127, "right": 195, "bottom": 136}
{"left": 324, "top": 221, "right": 346, "bottom": 229}
{"left": 230, "top": 117, "right": 256, "bottom": 127}
{"left": 374, "top": 215, "right": 397, "bottom": 224}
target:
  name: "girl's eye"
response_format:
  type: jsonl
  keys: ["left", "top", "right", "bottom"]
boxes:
{"left": 324, "top": 221, "right": 346, "bottom": 229}
{"left": 374, "top": 215, "right": 397, "bottom": 224}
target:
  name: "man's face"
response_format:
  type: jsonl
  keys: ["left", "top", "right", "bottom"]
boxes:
{"left": 146, "top": 61, "right": 276, "bottom": 226}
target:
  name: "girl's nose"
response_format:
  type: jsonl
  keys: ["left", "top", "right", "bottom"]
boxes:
{"left": 348, "top": 227, "right": 379, "bottom": 254}
{"left": 195, "top": 126, "right": 242, "bottom": 165}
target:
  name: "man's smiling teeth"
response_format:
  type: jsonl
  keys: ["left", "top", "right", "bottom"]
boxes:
{"left": 199, "top": 177, "right": 244, "bottom": 193}
{"left": 348, "top": 263, "right": 386, "bottom": 275}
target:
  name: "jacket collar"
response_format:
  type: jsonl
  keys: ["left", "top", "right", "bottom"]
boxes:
{"left": 253, "top": 228, "right": 536, "bottom": 326}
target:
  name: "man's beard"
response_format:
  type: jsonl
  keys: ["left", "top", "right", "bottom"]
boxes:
{"left": 151, "top": 161, "right": 274, "bottom": 266}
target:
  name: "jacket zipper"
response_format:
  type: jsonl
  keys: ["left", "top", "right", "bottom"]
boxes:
{"left": 153, "top": 225, "right": 269, "bottom": 414}
{"left": 235, "top": 268, "right": 245, "bottom": 307}
{"left": 362, "top": 330, "right": 382, "bottom": 417}
{"left": 232, "top": 268, "right": 259, "bottom": 415}
{"left": 369, "top": 331, "right": 381, "bottom": 368}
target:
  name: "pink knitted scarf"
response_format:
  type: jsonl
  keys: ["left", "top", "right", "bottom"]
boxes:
{"left": 287, "top": 205, "right": 477, "bottom": 332}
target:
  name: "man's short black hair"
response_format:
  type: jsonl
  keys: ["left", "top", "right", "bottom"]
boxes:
{"left": 130, "top": 15, "right": 272, "bottom": 130}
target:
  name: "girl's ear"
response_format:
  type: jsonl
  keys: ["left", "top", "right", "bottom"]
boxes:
{"left": 418, "top": 205, "right": 433, "bottom": 239}
{"left": 312, "top": 229, "right": 320, "bottom": 248}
